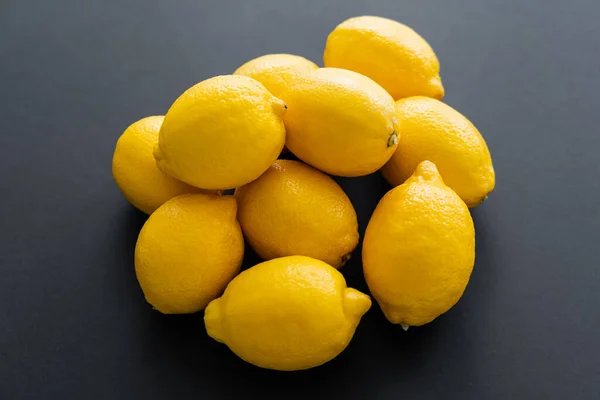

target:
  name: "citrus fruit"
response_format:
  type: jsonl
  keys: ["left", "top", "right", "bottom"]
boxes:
{"left": 154, "top": 75, "right": 286, "bottom": 190}
{"left": 363, "top": 161, "right": 475, "bottom": 327}
{"left": 135, "top": 193, "right": 244, "bottom": 314}
{"left": 234, "top": 160, "right": 358, "bottom": 268}
{"left": 324, "top": 16, "right": 443, "bottom": 100}
{"left": 283, "top": 67, "right": 399, "bottom": 177}
{"left": 112, "top": 116, "right": 214, "bottom": 214}
{"left": 204, "top": 255, "right": 371, "bottom": 370}
{"left": 234, "top": 53, "right": 318, "bottom": 101}
{"left": 382, "top": 96, "right": 495, "bottom": 207}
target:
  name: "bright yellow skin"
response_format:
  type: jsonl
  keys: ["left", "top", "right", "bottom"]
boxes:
{"left": 363, "top": 161, "right": 475, "bottom": 327}
{"left": 135, "top": 194, "right": 244, "bottom": 314}
{"left": 381, "top": 97, "right": 495, "bottom": 207}
{"left": 233, "top": 53, "right": 318, "bottom": 102}
{"left": 154, "top": 75, "right": 287, "bottom": 190}
{"left": 204, "top": 256, "right": 371, "bottom": 371}
{"left": 324, "top": 15, "right": 444, "bottom": 100}
{"left": 284, "top": 68, "right": 399, "bottom": 177}
{"left": 112, "top": 116, "right": 215, "bottom": 214}
{"left": 234, "top": 160, "right": 358, "bottom": 268}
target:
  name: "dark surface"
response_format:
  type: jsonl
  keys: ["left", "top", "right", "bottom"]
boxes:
{"left": 1, "top": 0, "right": 599, "bottom": 398}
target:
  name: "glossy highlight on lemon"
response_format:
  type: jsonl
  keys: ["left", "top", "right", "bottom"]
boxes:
{"left": 112, "top": 116, "right": 213, "bottom": 214}
{"left": 324, "top": 15, "right": 443, "bottom": 100}
{"left": 235, "top": 160, "right": 358, "bottom": 268}
{"left": 135, "top": 194, "right": 244, "bottom": 314}
{"left": 284, "top": 67, "right": 399, "bottom": 177}
{"left": 363, "top": 161, "right": 475, "bottom": 327}
{"left": 204, "top": 256, "right": 371, "bottom": 371}
{"left": 154, "top": 75, "right": 286, "bottom": 190}
{"left": 382, "top": 96, "right": 495, "bottom": 207}
{"left": 234, "top": 53, "right": 318, "bottom": 101}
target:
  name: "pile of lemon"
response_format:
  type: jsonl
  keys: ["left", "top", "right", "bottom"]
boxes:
{"left": 112, "top": 16, "right": 495, "bottom": 371}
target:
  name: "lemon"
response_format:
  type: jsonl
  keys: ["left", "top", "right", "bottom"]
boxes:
{"left": 362, "top": 161, "right": 475, "bottom": 327}
{"left": 234, "top": 160, "right": 358, "bottom": 268}
{"left": 233, "top": 54, "right": 318, "bottom": 101}
{"left": 381, "top": 97, "right": 495, "bottom": 207}
{"left": 112, "top": 116, "right": 215, "bottom": 214}
{"left": 284, "top": 67, "right": 399, "bottom": 177}
{"left": 204, "top": 255, "right": 371, "bottom": 371}
{"left": 154, "top": 75, "right": 287, "bottom": 190}
{"left": 135, "top": 193, "right": 244, "bottom": 314}
{"left": 324, "top": 16, "right": 444, "bottom": 100}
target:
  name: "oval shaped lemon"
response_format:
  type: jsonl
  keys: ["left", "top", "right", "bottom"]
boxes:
{"left": 234, "top": 53, "right": 318, "bottom": 101}
{"left": 112, "top": 116, "right": 216, "bottom": 214}
{"left": 382, "top": 96, "right": 495, "bottom": 207}
{"left": 324, "top": 15, "right": 443, "bottom": 100}
{"left": 204, "top": 255, "right": 371, "bottom": 371}
{"left": 135, "top": 194, "right": 244, "bottom": 314}
{"left": 154, "top": 75, "right": 287, "bottom": 190}
{"left": 284, "top": 68, "right": 399, "bottom": 177}
{"left": 363, "top": 161, "right": 475, "bottom": 327}
{"left": 234, "top": 160, "right": 358, "bottom": 268}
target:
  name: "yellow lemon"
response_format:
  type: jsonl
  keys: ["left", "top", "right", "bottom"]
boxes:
{"left": 135, "top": 194, "right": 244, "bottom": 314}
{"left": 324, "top": 16, "right": 444, "bottom": 100}
{"left": 382, "top": 97, "right": 495, "bottom": 207}
{"left": 233, "top": 53, "right": 318, "bottom": 101}
{"left": 362, "top": 161, "right": 475, "bottom": 327}
{"left": 234, "top": 160, "right": 358, "bottom": 268}
{"left": 284, "top": 67, "right": 399, "bottom": 177}
{"left": 112, "top": 116, "right": 217, "bottom": 214}
{"left": 154, "top": 75, "right": 287, "bottom": 190}
{"left": 204, "top": 256, "right": 371, "bottom": 371}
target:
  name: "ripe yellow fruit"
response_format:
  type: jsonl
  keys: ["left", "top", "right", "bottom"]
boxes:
{"left": 112, "top": 116, "right": 215, "bottom": 214}
{"left": 154, "top": 75, "right": 287, "bottom": 190}
{"left": 135, "top": 194, "right": 244, "bottom": 314}
{"left": 233, "top": 53, "right": 318, "bottom": 101}
{"left": 234, "top": 160, "right": 358, "bottom": 268}
{"left": 382, "top": 97, "right": 495, "bottom": 207}
{"left": 324, "top": 15, "right": 444, "bottom": 100}
{"left": 363, "top": 161, "right": 475, "bottom": 327}
{"left": 284, "top": 67, "right": 399, "bottom": 177}
{"left": 204, "top": 256, "right": 371, "bottom": 371}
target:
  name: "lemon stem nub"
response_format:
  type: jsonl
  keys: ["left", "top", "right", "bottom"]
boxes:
{"left": 387, "top": 132, "right": 398, "bottom": 147}
{"left": 400, "top": 323, "right": 409, "bottom": 331}
{"left": 339, "top": 253, "right": 352, "bottom": 268}
{"left": 204, "top": 299, "right": 225, "bottom": 343}
{"left": 343, "top": 288, "right": 372, "bottom": 317}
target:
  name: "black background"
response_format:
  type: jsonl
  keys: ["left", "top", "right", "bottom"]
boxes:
{"left": 1, "top": 0, "right": 599, "bottom": 398}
